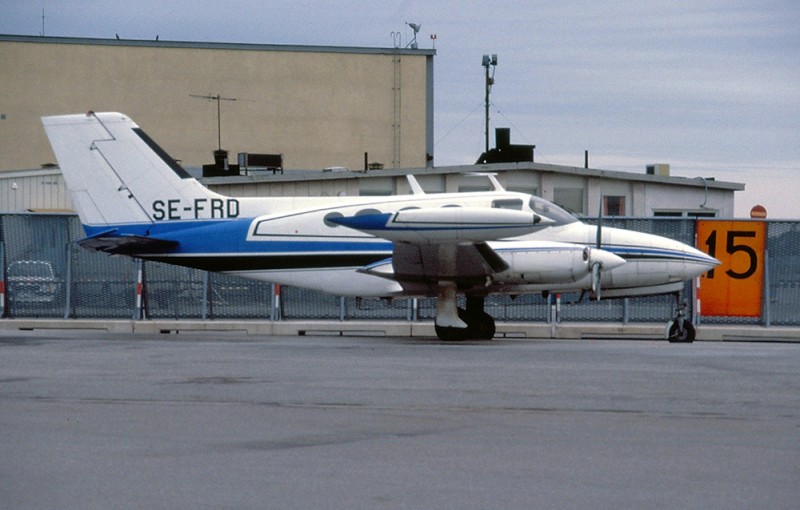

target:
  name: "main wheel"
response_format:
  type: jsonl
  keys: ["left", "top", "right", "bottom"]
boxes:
{"left": 434, "top": 308, "right": 496, "bottom": 341}
{"left": 435, "top": 323, "right": 471, "bottom": 341}
{"left": 668, "top": 321, "right": 695, "bottom": 343}
{"left": 462, "top": 309, "right": 495, "bottom": 340}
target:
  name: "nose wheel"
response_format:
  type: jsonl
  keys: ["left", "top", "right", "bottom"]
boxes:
{"left": 667, "top": 300, "right": 695, "bottom": 343}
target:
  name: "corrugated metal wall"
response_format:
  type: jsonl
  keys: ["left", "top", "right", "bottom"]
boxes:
{"left": 0, "top": 170, "right": 72, "bottom": 212}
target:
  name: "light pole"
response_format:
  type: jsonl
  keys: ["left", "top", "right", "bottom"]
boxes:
{"left": 482, "top": 54, "right": 497, "bottom": 154}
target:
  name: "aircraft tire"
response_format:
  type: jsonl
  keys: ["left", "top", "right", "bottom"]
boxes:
{"left": 434, "top": 324, "right": 470, "bottom": 341}
{"left": 464, "top": 310, "right": 496, "bottom": 340}
{"left": 435, "top": 309, "right": 496, "bottom": 341}
{"left": 668, "top": 321, "right": 695, "bottom": 343}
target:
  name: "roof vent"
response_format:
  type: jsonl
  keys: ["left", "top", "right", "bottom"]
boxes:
{"left": 646, "top": 163, "right": 670, "bottom": 176}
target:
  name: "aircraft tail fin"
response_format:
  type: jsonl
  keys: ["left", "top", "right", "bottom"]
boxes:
{"left": 42, "top": 112, "right": 223, "bottom": 228}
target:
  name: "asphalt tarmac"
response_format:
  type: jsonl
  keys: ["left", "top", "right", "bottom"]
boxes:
{"left": 1, "top": 330, "right": 798, "bottom": 510}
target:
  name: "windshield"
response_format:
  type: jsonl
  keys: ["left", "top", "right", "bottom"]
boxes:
{"left": 529, "top": 196, "right": 579, "bottom": 226}
{"left": 9, "top": 262, "right": 54, "bottom": 278}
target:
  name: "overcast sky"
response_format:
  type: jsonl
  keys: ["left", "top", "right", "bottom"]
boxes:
{"left": 3, "top": 1, "right": 799, "bottom": 218}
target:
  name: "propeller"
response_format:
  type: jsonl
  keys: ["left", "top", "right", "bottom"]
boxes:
{"left": 592, "top": 199, "right": 604, "bottom": 300}
{"left": 581, "top": 244, "right": 625, "bottom": 302}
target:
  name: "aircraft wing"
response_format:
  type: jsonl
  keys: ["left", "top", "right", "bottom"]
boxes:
{"left": 330, "top": 207, "right": 546, "bottom": 291}
{"left": 356, "top": 242, "right": 507, "bottom": 292}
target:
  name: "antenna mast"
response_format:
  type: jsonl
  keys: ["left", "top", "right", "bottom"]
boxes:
{"left": 189, "top": 93, "right": 237, "bottom": 150}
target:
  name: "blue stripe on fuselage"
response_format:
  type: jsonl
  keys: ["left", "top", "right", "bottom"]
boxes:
{"left": 82, "top": 219, "right": 393, "bottom": 255}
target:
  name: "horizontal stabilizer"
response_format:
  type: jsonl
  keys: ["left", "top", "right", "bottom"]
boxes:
{"left": 78, "top": 235, "right": 179, "bottom": 255}
{"left": 329, "top": 207, "right": 548, "bottom": 243}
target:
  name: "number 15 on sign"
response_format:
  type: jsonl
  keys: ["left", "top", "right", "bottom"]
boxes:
{"left": 696, "top": 220, "right": 766, "bottom": 317}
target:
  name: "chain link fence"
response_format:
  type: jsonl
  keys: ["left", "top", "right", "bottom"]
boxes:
{"left": 1, "top": 213, "right": 798, "bottom": 326}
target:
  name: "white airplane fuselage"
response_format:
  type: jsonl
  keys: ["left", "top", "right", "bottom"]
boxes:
{"left": 124, "top": 190, "right": 714, "bottom": 299}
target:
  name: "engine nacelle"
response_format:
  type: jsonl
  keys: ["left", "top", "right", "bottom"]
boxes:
{"left": 494, "top": 244, "right": 625, "bottom": 285}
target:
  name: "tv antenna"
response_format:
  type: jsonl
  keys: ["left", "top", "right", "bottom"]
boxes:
{"left": 189, "top": 93, "right": 237, "bottom": 150}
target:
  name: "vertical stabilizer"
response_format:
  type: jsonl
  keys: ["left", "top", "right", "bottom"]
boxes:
{"left": 42, "top": 112, "right": 222, "bottom": 227}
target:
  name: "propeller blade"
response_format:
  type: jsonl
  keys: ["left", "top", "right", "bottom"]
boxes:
{"left": 596, "top": 197, "right": 603, "bottom": 249}
{"left": 591, "top": 262, "right": 602, "bottom": 300}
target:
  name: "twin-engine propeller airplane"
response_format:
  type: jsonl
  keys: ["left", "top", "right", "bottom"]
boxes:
{"left": 42, "top": 112, "right": 719, "bottom": 341}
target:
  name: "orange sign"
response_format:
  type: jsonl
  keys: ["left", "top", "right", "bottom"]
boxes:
{"left": 696, "top": 220, "right": 766, "bottom": 317}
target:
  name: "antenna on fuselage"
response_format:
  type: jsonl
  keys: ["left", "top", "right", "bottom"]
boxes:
{"left": 406, "top": 175, "right": 425, "bottom": 195}
{"left": 464, "top": 172, "right": 505, "bottom": 192}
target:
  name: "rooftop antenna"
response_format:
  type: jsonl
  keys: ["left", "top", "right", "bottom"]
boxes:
{"left": 40, "top": 8, "right": 45, "bottom": 36}
{"left": 482, "top": 53, "right": 498, "bottom": 154}
{"left": 406, "top": 22, "right": 420, "bottom": 49}
{"left": 189, "top": 93, "right": 237, "bottom": 150}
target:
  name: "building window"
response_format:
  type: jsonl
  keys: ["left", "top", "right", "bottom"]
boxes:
{"left": 603, "top": 196, "right": 625, "bottom": 216}
{"left": 653, "top": 210, "right": 718, "bottom": 218}
{"left": 359, "top": 177, "right": 395, "bottom": 196}
{"left": 553, "top": 187, "right": 584, "bottom": 215}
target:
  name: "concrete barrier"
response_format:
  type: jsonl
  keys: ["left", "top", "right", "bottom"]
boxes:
{"left": 2, "top": 318, "right": 799, "bottom": 342}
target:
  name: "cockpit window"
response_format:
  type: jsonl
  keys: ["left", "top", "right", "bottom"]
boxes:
{"left": 529, "top": 196, "right": 578, "bottom": 225}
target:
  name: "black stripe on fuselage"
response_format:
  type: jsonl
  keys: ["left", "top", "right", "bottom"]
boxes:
{"left": 617, "top": 254, "right": 690, "bottom": 262}
{"left": 143, "top": 253, "right": 388, "bottom": 272}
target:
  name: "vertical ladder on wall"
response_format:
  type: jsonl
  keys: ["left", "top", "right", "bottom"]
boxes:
{"left": 392, "top": 52, "right": 402, "bottom": 168}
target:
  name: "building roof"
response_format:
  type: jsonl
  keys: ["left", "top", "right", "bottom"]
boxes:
{"left": 200, "top": 161, "right": 745, "bottom": 191}
{"left": 0, "top": 34, "right": 436, "bottom": 57}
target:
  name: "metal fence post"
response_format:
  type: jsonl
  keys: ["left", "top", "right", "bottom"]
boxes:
{"left": 0, "top": 241, "right": 6, "bottom": 318}
{"left": 622, "top": 298, "right": 629, "bottom": 325}
{"left": 339, "top": 296, "right": 346, "bottom": 321}
{"left": 63, "top": 242, "right": 73, "bottom": 319}
{"left": 134, "top": 259, "right": 144, "bottom": 320}
{"left": 763, "top": 249, "right": 771, "bottom": 327}
{"left": 202, "top": 271, "right": 210, "bottom": 320}
{"left": 270, "top": 283, "right": 282, "bottom": 321}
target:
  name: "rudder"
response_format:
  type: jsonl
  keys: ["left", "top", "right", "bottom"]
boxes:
{"left": 42, "top": 112, "right": 222, "bottom": 228}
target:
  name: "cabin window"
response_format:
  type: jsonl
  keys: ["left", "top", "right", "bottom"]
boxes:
{"left": 491, "top": 199, "right": 523, "bottom": 210}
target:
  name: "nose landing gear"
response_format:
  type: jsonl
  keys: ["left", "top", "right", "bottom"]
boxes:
{"left": 667, "top": 300, "right": 695, "bottom": 343}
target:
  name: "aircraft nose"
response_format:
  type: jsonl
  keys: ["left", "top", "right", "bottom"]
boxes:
{"left": 683, "top": 245, "right": 721, "bottom": 276}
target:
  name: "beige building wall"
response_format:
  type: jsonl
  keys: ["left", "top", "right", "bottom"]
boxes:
{"left": 0, "top": 35, "right": 434, "bottom": 172}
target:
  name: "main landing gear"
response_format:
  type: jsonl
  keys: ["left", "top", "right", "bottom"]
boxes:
{"left": 434, "top": 288, "right": 496, "bottom": 341}
{"left": 667, "top": 299, "right": 695, "bottom": 343}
